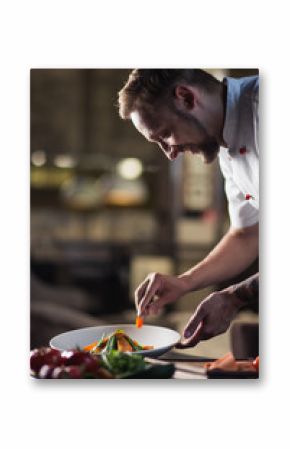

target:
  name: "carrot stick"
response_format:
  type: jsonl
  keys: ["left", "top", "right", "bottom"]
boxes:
{"left": 117, "top": 336, "right": 133, "bottom": 352}
{"left": 83, "top": 341, "right": 99, "bottom": 352}
{"left": 135, "top": 316, "right": 143, "bottom": 328}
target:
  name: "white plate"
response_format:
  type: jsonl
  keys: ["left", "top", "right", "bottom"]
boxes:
{"left": 50, "top": 324, "right": 181, "bottom": 358}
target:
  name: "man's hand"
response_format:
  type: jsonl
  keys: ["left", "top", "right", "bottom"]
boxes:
{"left": 177, "top": 288, "right": 243, "bottom": 348}
{"left": 135, "top": 273, "right": 189, "bottom": 316}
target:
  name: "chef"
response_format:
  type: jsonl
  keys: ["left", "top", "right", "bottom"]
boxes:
{"left": 118, "top": 69, "right": 259, "bottom": 348}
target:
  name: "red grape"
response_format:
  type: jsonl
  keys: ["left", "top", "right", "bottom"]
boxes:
{"left": 51, "top": 366, "right": 65, "bottom": 379}
{"left": 62, "top": 350, "right": 101, "bottom": 375}
{"left": 30, "top": 348, "right": 62, "bottom": 374}
{"left": 62, "top": 350, "right": 93, "bottom": 366}
{"left": 38, "top": 365, "right": 55, "bottom": 379}
{"left": 49, "top": 365, "right": 82, "bottom": 379}
{"left": 64, "top": 366, "right": 82, "bottom": 379}
{"left": 31, "top": 347, "right": 104, "bottom": 378}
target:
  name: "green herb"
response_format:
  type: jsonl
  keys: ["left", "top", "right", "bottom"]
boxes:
{"left": 106, "top": 335, "right": 117, "bottom": 352}
{"left": 101, "top": 350, "right": 146, "bottom": 377}
{"left": 124, "top": 335, "right": 143, "bottom": 351}
{"left": 95, "top": 333, "right": 106, "bottom": 348}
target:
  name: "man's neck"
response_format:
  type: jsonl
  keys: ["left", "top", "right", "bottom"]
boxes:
{"left": 220, "top": 80, "right": 228, "bottom": 147}
{"left": 215, "top": 81, "right": 228, "bottom": 147}
{"left": 202, "top": 83, "right": 228, "bottom": 148}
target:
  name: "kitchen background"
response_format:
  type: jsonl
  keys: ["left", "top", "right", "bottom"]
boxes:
{"left": 30, "top": 68, "right": 259, "bottom": 357}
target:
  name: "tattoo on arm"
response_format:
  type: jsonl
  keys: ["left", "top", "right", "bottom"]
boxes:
{"left": 232, "top": 272, "right": 259, "bottom": 305}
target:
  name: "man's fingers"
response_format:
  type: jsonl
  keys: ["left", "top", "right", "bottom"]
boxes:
{"left": 183, "top": 308, "right": 205, "bottom": 339}
{"left": 134, "top": 278, "right": 150, "bottom": 311}
{"left": 139, "top": 278, "right": 160, "bottom": 314}
{"left": 146, "top": 294, "right": 173, "bottom": 314}
{"left": 175, "top": 308, "right": 206, "bottom": 348}
{"left": 147, "top": 303, "right": 160, "bottom": 315}
{"left": 176, "top": 321, "right": 204, "bottom": 348}
{"left": 135, "top": 275, "right": 161, "bottom": 315}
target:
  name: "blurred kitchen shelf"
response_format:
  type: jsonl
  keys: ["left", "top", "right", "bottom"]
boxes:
{"left": 31, "top": 238, "right": 214, "bottom": 262}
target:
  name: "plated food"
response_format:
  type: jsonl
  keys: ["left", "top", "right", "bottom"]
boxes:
{"left": 83, "top": 329, "right": 153, "bottom": 353}
{"left": 50, "top": 324, "right": 181, "bottom": 358}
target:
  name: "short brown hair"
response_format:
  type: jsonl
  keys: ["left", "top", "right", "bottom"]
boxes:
{"left": 118, "top": 69, "right": 220, "bottom": 119}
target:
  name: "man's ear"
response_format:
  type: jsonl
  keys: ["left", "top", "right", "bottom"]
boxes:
{"left": 174, "top": 85, "right": 195, "bottom": 110}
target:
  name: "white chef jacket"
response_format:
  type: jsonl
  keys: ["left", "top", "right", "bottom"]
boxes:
{"left": 218, "top": 75, "right": 259, "bottom": 229}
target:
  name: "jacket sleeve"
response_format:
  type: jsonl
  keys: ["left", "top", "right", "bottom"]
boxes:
{"left": 218, "top": 150, "right": 259, "bottom": 229}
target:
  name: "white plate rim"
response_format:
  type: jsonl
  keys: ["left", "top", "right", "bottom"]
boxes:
{"left": 49, "top": 323, "right": 181, "bottom": 356}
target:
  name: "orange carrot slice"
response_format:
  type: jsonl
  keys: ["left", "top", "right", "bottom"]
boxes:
{"left": 136, "top": 316, "right": 143, "bottom": 328}
{"left": 83, "top": 341, "right": 99, "bottom": 352}
{"left": 117, "top": 336, "right": 133, "bottom": 352}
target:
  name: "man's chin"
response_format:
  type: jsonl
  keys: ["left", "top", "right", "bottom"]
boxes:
{"left": 199, "top": 142, "right": 220, "bottom": 164}
{"left": 168, "top": 142, "right": 220, "bottom": 162}
{"left": 201, "top": 150, "right": 219, "bottom": 164}
{"left": 184, "top": 147, "right": 219, "bottom": 164}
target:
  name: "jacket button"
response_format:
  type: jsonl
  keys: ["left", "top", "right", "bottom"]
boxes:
{"left": 245, "top": 193, "right": 254, "bottom": 200}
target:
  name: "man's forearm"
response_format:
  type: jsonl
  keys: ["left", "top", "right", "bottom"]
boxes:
{"left": 179, "top": 223, "right": 259, "bottom": 291}
{"left": 231, "top": 272, "right": 259, "bottom": 306}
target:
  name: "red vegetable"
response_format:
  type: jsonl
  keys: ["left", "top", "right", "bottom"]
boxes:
{"left": 64, "top": 351, "right": 101, "bottom": 376}
{"left": 51, "top": 366, "right": 65, "bottom": 379}
{"left": 31, "top": 348, "right": 104, "bottom": 378}
{"left": 30, "top": 348, "right": 62, "bottom": 374}
{"left": 38, "top": 364, "right": 56, "bottom": 379}
{"left": 63, "top": 366, "right": 82, "bottom": 379}
{"left": 39, "top": 365, "right": 82, "bottom": 379}
{"left": 62, "top": 350, "right": 95, "bottom": 366}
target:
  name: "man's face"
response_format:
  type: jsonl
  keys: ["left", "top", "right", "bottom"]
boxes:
{"left": 131, "top": 103, "right": 220, "bottom": 163}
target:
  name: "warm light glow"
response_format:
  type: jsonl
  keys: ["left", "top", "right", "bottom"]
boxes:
{"left": 205, "top": 69, "right": 227, "bottom": 81}
{"left": 54, "top": 154, "right": 77, "bottom": 168}
{"left": 116, "top": 158, "right": 143, "bottom": 180}
{"left": 31, "top": 150, "right": 46, "bottom": 167}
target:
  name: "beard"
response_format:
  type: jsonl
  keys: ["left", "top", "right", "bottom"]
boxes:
{"left": 194, "top": 139, "right": 220, "bottom": 163}
{"left": 173, "top": 140, "right": 219, "bottom": 163}
{"left": 173, "top": 108, "right": 220, "bottom": 163}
